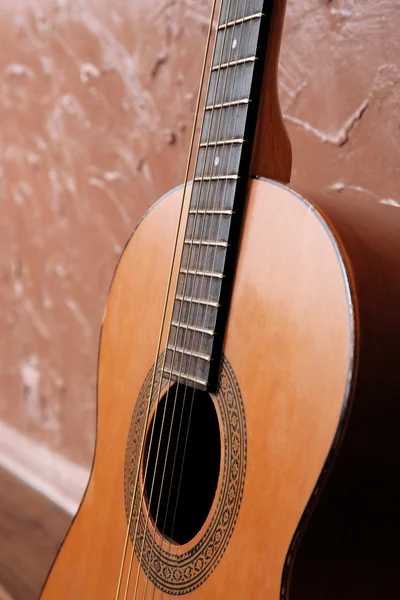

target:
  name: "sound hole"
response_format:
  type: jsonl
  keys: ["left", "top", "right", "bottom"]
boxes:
{"left": 144, "top": 384, "right": 221, "bottom": 546}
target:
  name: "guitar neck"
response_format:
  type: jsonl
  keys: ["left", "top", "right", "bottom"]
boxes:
{"left": 164, "top": 0, "right": 274, "bottom": 391}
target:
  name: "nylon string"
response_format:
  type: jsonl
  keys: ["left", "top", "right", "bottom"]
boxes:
{"left": 141, "top": 0, "right": 253, "bottom": 597}
{"left": 118, "top": 1, "right": 222, "bottom": 598}
{"left": 154, "top": 3, "right": 253, "bottom": 598}
{"left": 159, "top": 3, "right": 254, "bottom": 581}
{"left": 113, "top": 2, "right": 219, "bottom": 598}
{"left": 131, "top": 0, "right": 237, "bottom": 597}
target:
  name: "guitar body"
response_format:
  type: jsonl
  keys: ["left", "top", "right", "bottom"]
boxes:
{"left": 40, "top": 0, "right": 400, "bottom": 596}
{"left": 40, "top": 178, "right": 400, "bottom": 599}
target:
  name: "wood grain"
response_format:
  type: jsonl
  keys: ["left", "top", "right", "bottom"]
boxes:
{"left": 289, "top": 185, "right": 400, "bottom": 599}
{"left": 40, "top": 179, "right": 354, "bottom": 598}
{"left": 250, "top": 0, "right": 292, "bottom": 182}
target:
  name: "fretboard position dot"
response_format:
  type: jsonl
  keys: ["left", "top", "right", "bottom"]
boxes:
{"left": 214, "top": 156, "right": 220, "bottom": 166}
{"left": 232, "top": 39, "right": 237, "bottom": 49}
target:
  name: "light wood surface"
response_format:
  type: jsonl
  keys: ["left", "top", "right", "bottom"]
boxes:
{"left": 40, "top": 179, "right": 353, "bottom": 598}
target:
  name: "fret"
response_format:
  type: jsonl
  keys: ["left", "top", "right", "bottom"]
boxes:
{"left": 181, "top": 243, "right": 226, "bottom": 273}
{"left": 215, "top": 19, "right": 261, "bottom": 65}
{"left": 184, "top": 240, "right": 229, "bottom": 247}
{"left": 196, "top": 143, "right": 241, "bottom": 178}
{"left": 188, "top": 210, "right": 233, "bottom": 215}
{"left": 191, "top": 180, "right": 237, "bottom": 212}
{"left": 194, "top": 175, "right": 239, "bottom": 181}
{"left": 170, "top": 321, "right": 214, "bottom": 336}
{"left": 211, "top": 56, "right": 257, "bottom": 71}
{"left": 180, "top": 269, "right": 224, "bottom": 279}
{"left": 199, "top": 138, "right": 244, "bottom": 147}
{"left": 220, "top": 0, "right": 264, "bottom": 23}
{"left": 175, "top": 295, "right": 220, "bottom": 308}
{"left": 162, "top": 367, "right": 208, "bottom": 390}
{"left": 177, "top": 272, "right": 222, "bottom": 304}
{"left": 186, "top": 213, "right": 231, "bottom": 243}
{"left": 169, "top": 323, "right": 213, "bottom": 352}
{"left": 172, "top": 298, "right": 218, "bottom": 332}
{"left": 168, "top": 324, "right": 213, "bottom": 358}
{"left": 165, "top": 348, "right": 210, "bottom": 382}
{"left": 181, "top": 246, "right": 227, "bottom": 288}
{"left": 166, "top": 346, "right": 211, "bottom": 364}
{"left": 218, "top": 12, "right": 264, "bottom": 30}
{"left": 208, "top": 63, "right": 255, "bottom": 106}
{"left": 205, "top": 99, "right": 250, "bottom": 110}
{"left": 202, "top": 105, "right": 247, "bottom": 143}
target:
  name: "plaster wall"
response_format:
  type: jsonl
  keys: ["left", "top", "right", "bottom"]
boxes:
{"left": 0, "top": 0, "right": 399, "bottom": 476}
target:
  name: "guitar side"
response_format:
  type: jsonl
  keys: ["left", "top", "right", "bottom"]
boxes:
{"left": 288, "top": 186, "right": 400, "bottom": 599}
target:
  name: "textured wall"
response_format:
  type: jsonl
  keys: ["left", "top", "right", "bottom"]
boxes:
{"left": 0, "top": 0, "right": 399, "bottom": 467}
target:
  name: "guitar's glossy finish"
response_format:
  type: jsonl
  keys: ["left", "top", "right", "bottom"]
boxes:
{"left": 41, "top": 178, "right": 357, "bottom": 599}
{"left": 40, "top": 0, "right": 400, "bottom": 596}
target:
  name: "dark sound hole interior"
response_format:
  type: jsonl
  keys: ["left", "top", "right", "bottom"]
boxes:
{"left": 143, "top": 384, "right": 221, "bottom": 545}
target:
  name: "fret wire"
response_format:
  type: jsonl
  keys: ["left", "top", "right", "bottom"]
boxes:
{"left": 184, "top": 240, "right": 229, "bottom": 247}
{"left": 196, "top": 143, "right": 241, "bottom": 179}
{"left": 188, "top": 209, "right": 234, "bottom": 214}
{"left": 194, "top": 175, "right": 239, "bottom": 181}
{"left": 166, "top": 345, "right": 211, "bottom": 362}
{"left": 175, "top": 295, "right": 220, "bottom": 308}
{"left": 218, "top": 11, "right": 264, "bottom": 30}
{"left": 170, "top": 321, "right": 214, "bottom": 336}
{"left": 180, "top": 268, "right": 224, "bottom": 279}
{"left": 199, "top": 138, "right": 244, "bottom": 147}
{"left": 205, "top": 98, "right": 250, "bottom": 110}
{"left": 168, "top": 322, "right": 215, "bottom": 355}
{"left": 201, "top": 104, "right": 247, "bottom": 143}
{"left": 211, "top": 56, "right": 257, "bottom": 71}
{"left": 216, "top": 13, "right": 260, "bottom": 64}
{"left": 162, "top": 367, "right": 208, "bottom": 388}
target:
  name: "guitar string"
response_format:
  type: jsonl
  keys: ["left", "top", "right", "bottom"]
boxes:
{"left": 164, "top": 0, "right": 254, "bottom": 554}
{"left": 131, "top": 1, "right": 238, "bottom": 597}
{"left": 133, "top": 0, "right": 257, "bottom": 595}
{"left": 142, "top": 1, "right": 252, "bottom": 598}
{"left": 155, "top": 4, "right": 254, "bottom": 599}
{"left": 121, "top": 1, "right": 226, "bottom": 599}
{"left": 148, "top": 0, "right": 259, "bottom": 595}
{"left": 162, "top": 0, "right": 252, "bottom": 547}
{"left": 114, "top": 3, "right": 219, "bottom": 598}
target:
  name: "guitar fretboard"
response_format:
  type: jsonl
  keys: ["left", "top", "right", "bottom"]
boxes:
{"left": 164, "top": 0, "right": 271, "bottom": 390}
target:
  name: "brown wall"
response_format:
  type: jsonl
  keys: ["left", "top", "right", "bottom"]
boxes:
{"left": 0, "top": 0, "right": 399, "bottom": 468}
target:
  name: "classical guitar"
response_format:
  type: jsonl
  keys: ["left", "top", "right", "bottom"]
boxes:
{"left": 41, "top": 0, "right": 400, "bottom": 598}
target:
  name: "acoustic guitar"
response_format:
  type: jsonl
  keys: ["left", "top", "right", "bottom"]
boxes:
{"left": 41, "top": 0, "right": 400, "bottom": 598}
